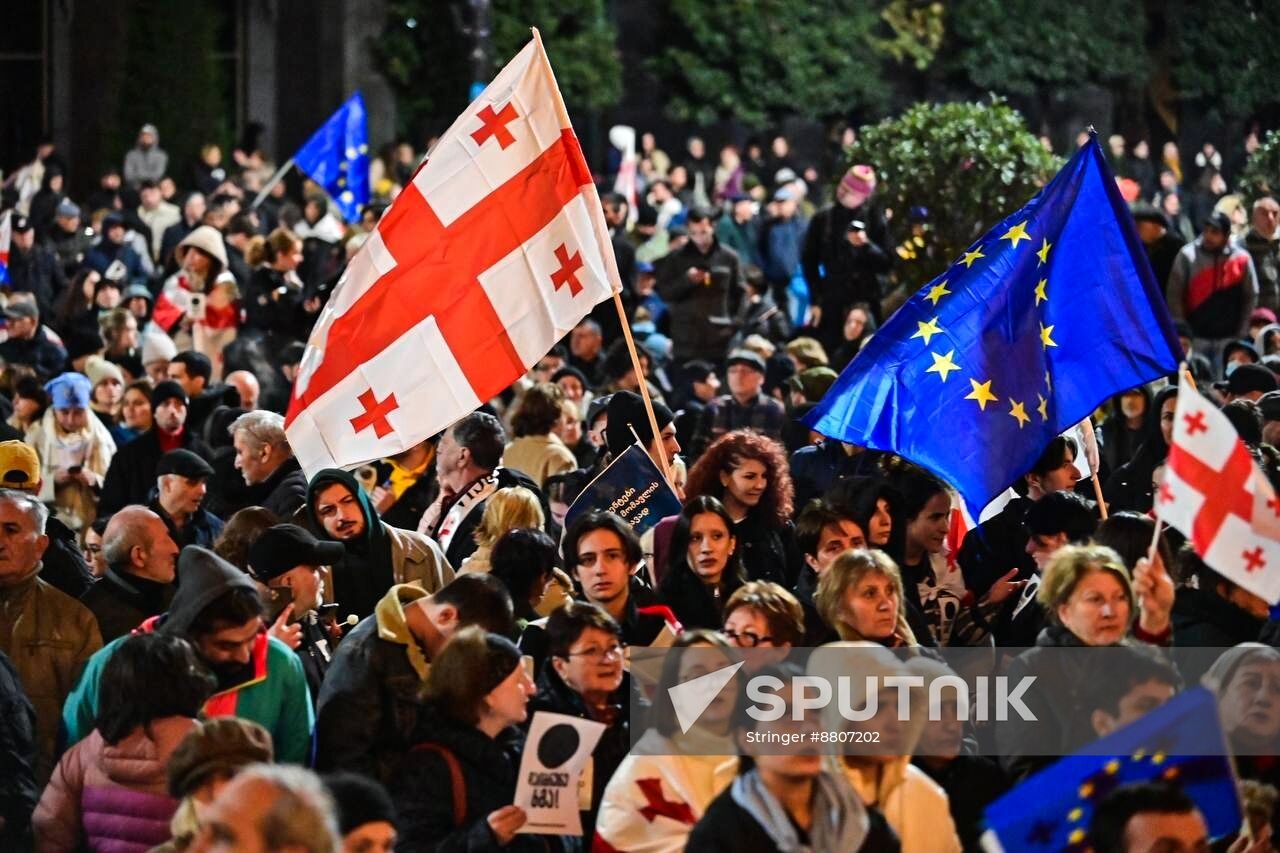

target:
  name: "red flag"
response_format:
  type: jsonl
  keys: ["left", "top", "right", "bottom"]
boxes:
{"left": 1156, "top": 380, "right": 1280, "bottom": 603}
{"left": 285, "top": 32, "right": 619, "bottom": 474}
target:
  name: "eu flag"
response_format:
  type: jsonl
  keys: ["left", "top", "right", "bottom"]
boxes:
{"left": 805, "top": 136, "right": 1182, "bottom": 512}
{"left": 981, "top": 687, "right": 1241, "bottom": 851}
{"left": 292, "top": 92, "right": 370, "bottom": 223}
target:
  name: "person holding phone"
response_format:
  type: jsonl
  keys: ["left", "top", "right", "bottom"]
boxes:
{"left": 247, "top": 524, "right": 345, "bottom": 700}
{"left": 654, "top": 207, "right": 744, "bottom": 362}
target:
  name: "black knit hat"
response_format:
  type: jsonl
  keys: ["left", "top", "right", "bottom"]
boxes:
{"left": 323, "top": 771, "right": 397, "bottom": 834}
{"left": 151, "top": 379, "right": 189, "bottom": 411}
{"left": 604, "top": 390, "right": 673, "bottom": 458}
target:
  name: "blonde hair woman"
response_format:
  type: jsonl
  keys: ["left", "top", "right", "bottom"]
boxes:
{"left": 814, "top": 549, "right": 918, "bottom": 647}
{"left": 458, "top": 486, "right": 543, "bottom": 576}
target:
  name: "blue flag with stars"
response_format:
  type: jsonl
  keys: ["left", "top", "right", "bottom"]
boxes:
{"left": 980, "top": 687, "right": 1240, "bottom": 851}
{"left": 805, "top": 136, "right": 1182, "bottom": 512}
{"left": 292, "top": 92, "right": 369, "bottom": 222}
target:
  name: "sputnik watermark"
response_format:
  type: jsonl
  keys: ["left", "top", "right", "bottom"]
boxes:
{"left": 745, "top": 673, "right": 1038, "bottom": 723}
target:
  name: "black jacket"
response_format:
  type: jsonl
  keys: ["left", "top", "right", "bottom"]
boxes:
{"left": 5, "top": 244, "right": 66, "bottom": 319}
{"left": 0, "top": 649, "right": 37, "bottom": 849}
{"left": 150, "top": 500, "right": 225, "bottom": 550}
{"left": 957, "top": 497, "right": 1036, "bottom": 600}
{"left": 260, "top": 457, "right": 309, "bottom": 521}
{"left": 436, "top": 467, "right": 554, "bottom": 568}
{"left": 686, "top": 774, "right": 901, "bottom": 853}
{"left": 0, "top": 329, "right": 66, "bottom": 381}
{"left": 659, "top": 563, "right": 744, "bottom": 631}
{"left": 393, "top": 706, "right": 571, "bottom": 852}
{"left": 186, "top": 384, "right": 240, "bottom": 440}
{"left": 99, "top": 428, "right": 213, "bottom": 515}
{"left": 526, "top": 668, "right": 631, "bottom": 842}
{"left": 373, "top": 458, "right": 439, "bottom": 532}
{"left": 789, "top": 442, "right": 884, "bottom": 512}
{"left": 78, "top": 566, "right": 174, "bottom": 642}
{"left": 735, "top": 515, "right": 800, "bottom": 589}
{"left": 654, "top": 237, "right": 744, "bottom": 362}
{"left": 914, "top": 755, "right": 1010, "bottom": 851}
{"left": 38, "top": 516, "right": 96, "bottom": 600}
{"left": 314, "top": 604, "right": 426, "bottom": 784}
{"left": 243, "top": 267, "right": 312, "bottom": 344}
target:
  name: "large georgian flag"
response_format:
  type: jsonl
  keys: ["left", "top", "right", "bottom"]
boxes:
{"left": 285, "top": 33, "right": 619, "bottom": 474}
{"left": 1157, "top": 379, "right": 1280, "bottom": 603}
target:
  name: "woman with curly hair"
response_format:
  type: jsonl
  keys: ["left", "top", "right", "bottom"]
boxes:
{"left": 683, "top": 430, "right": 800, "bottom": 588}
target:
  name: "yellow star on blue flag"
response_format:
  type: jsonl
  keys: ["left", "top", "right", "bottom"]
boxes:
{"left": 292, "top": 92, "right": 370, "bottom": 222}
{"left": 804, "top": 134, "right": 1182, "bottom": 511}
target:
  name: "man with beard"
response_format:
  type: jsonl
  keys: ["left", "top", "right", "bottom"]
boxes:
{"left": 307, "top": 468, "right": 454, "bottom": 622}
{"left": 62, "top": 545, "right": 314, "bottom": 763}
{"left": 99, "top": 380, "right": 213, "bottom": 514}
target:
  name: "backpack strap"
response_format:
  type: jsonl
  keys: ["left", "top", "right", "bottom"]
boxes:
{"left": 411, "top": 742, "right": 466, "bottom": 827}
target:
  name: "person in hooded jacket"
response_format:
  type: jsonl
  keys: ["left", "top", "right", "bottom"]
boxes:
{"left": 34, "top": 633, "right": 215, "bottom": 853}
{"left": 61, "top": 546, "right": 315, "bottom": 765}
{"left": 1104, "top": 386, "right": 1178, "bottom": 514}
{"left": 306, "top": 467, "right": 455, "bottom": 621}
{"left": 0, "top": 649, "right": 37, "bottom": 850}
{"left": 1099, "top": 386, "right": 1153, "bottom": 479}
{"left": 83, "top": 213, "right": 146, "bottom": 288}
{"left": 153, "top": 229, "right": 241, "bottom": 379}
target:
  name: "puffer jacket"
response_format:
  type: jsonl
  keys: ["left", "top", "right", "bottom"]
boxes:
{"left": 33, "top": 716, "right": 195, "bottom": 853}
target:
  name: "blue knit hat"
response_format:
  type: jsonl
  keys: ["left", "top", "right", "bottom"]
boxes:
{"left": 45, "top": 372, "right": 92, "bottom": 410}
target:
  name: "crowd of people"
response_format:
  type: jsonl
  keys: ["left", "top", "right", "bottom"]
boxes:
{"left": 0, "top": 117, "right": 1276, "bottom": 853}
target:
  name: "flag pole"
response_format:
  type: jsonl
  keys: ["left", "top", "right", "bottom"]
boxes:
{"left": 251, "top": 157, "right": 295, "bottom": 210}
{"left": 530, "top": 25, "right": 674, "bottom": 488}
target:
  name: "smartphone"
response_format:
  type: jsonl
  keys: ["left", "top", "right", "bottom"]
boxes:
{"left": 266, "top": 585, "right": 294, "bottom": 622}
{"left": 187, "top": 292, "right": 207, "bottom": 321}
{"left": 67, "top": 465, "right": 82, "bottom": 475}
{"left": 356, "top": 465, "right": 379, "bottom": 495}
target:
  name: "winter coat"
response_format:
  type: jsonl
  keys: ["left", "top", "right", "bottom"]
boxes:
{"left": 79, "top": 568, "right": 173, "bottom": 643}
{"left": 714, "top": 215, "right": 761, "bottom": 267}
{"left": 424, "top": 467, "right": 555, "bottom": 569}
{"left": 0, "top": 649, "right": 38, "bottom": 849}
{"left": 242, "top": 267, "right": 312, "bottom": 344}
{"left": 838, "top": 757, "right": 962, "bottom": 853}
{"left": 957, "top": 497, "right": 1036, "bottom": 600}
{"left": 1171, "top": 587, "right": 1264, "bottom": 684}
{"left": 27, "top": 406, "right": 117, "bottom": 532}
{"left": 150, "top": 501, "right": 224, "bottom": 551}
{"left": 33, "top": 717, "right": 195, "bottom": 853}
{"left": 501, "top": 434, "right": 577, "bottom": 489}
{"left": 0, "top": 571, "right": 102, "bottom": 787}
{"left": 1243, "top": 228, "right": 1280, "bottom": 313}
{"left": 83, "top": 240, "right": 146, "bottom": 288}
{"left": 788, "top": 441, "right": 884, "bottom": 510}
{"left": 0, "top": 328, "right": 68, "bottom": 381}
{"left": 734, "top": 514, "right": 800, "bottom": 589}
{"left": 758, "top": 214, "right": 807, "bottom": 287}
{"left": 40, "top": 516, "right": 98, "bottom": 600}
{"left": 654, "top": 238, "right": 744, "bottom": 362}
{"left": 98, "top": 428, "right": 213, "bottom": 516}
{"left": 258, "top": 456, "right": 309, "bottom": 520}
{"left": 594, "top": 729, "right": 737, "bottom": 853}
{"left": 314, "top": 585, "right": 433, "bottom": 783}
{"left": 1167, "top": 237, "right": 1258, "bottom": 339}
{"left": 914, "top": 755, "right": 1010, "bottom": 851}
{"left": 658, "top": 562, "right": 744, "bottom": 632}
{"left": 123, "top": 145, "right": 168, "bottom": 187}
{"left": 63, "top": 549, "right": 313, "bottom": 764}
{"left": 5, "top": 243, "right": 66, "bottom": 319}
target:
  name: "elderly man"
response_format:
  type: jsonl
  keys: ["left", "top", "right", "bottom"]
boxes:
{"left": 194, "top": 764, "right": 341, "bottom": 853}
{"left": 99, "top": 380, "right": 212, "bottom": 514}
{"left": 231, "top": 410, "right": 307, "bottom": 519}
{"left": 225, "top": 370, "right": 261, "bottom": 410}
{"left": 79, "top": 505, "right": 178, "bottom": 641}
{"left": 417, "top": 411, "right": 549, "bottom": 567}
{"left": 150, "top": 448, "right": 224, "bottom": 549}
{"left": 306, "top": 468, "right": 454, "bottom": 621}
{"left": 0, "top": 490, "right": 101, "bottom": 786}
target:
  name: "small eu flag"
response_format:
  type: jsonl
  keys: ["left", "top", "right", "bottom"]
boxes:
{"left": 292, "top": 92, "right": 370, "bottom": 223}
{"left": 805, "top": 135, "right": 1182, "bottom": 512}
{"left": 980, "top": 687, "right": 1241, "bottom": 851}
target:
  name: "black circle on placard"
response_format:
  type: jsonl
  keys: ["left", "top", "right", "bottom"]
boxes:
{"left": 537, "top": 723, "right": 581, "bottom": 769}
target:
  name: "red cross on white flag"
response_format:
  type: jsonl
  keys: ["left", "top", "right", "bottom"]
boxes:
{"left": 284, "top": 30, "right": 620, "bottom": 474}
{"left": 1156, "top": 380, "right": 1280, "bottom": 603}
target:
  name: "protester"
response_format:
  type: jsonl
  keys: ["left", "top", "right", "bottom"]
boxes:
{"left": 229, "top": 410, "right": 307, "bottom": 518}
{"left": 458, "top": 485, "right": 544, "bottom": 575}
{"left": 33, "top": 633, "right": 215, "bottom": 852}
{"left": 306, "top": 467, "right": 455, "bottom": 620}
{"left": 323, "top": 772, "right": 398, "bottom": 853}
{"left": 0, "top": 489, "right": 102, "bottom": 786}
{"left": 80, "top": 504, "right": 178, "bottom": 641}
{"left": 63, "top": 546, "right": 314, "bottom": 764}
{"left": 151, "top": 448, "right": 224, "bottom": 549}
{"left": 0, "top": 648, "right": 38, "bottom": 848}
{"left": 314, "top": 573, "right": 515, "bottom": 783}
{"left": 192, "top": 764, "right": 341, "bottom": 853}
{"left": 659, "top": 495, "right": 746, "bottom": 630}
{"left": 27, "top": 371, "right": 116, "bottom": 532}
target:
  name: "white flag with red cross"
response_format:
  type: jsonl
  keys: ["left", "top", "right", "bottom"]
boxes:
{"left": 284, "top": 32, "right": 620, "bottom": 475}
{"left": 1156, "top": 379, "right": 1280, "bottom": 603}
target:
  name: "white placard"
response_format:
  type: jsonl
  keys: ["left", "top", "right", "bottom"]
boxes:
{"left": 514, "top": 711, "right": 607, "bottom": 836}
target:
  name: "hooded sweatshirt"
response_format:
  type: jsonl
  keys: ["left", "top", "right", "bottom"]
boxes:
{"left": 307, "top": 468, "right": 393, "bottom": 621}
{"left": 61, "top": 547, "right": 314, "bottom": 763}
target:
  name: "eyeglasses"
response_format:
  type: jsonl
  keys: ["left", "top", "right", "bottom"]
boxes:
{"left": 722, "top": 629, "right": 775, "bottom": 648}
{"left": 564, "top": 643, "right": 625, "bottom": 662}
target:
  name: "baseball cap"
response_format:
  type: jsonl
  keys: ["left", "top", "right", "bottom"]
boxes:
{"left": 56, "top": 199, "right": 80, "bottom": 219}
{"left": 1258, "top": 390, "right": 1280, "bottom": 423}
{"left": 11, "top": 215, "right": 32, "bottom": 233}
{"left": 156, "top": 449, "right": 214, "bottom": 480}
{"left": 0, "top": 441, "right": 39, "bottom": 490}
{"left": 3, "top": 301, "right": 38, "bottom": 321}
{"left": 726, "top": 348, "right": 767, "bottom": 374}
{"left": 248, "top": 524, "right": 345, "bottom": 582}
